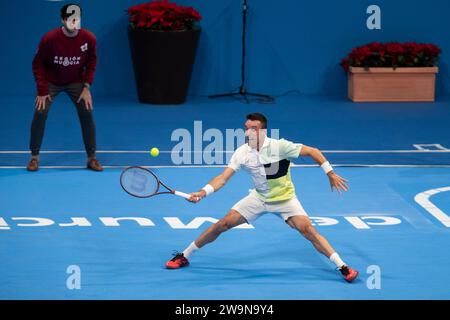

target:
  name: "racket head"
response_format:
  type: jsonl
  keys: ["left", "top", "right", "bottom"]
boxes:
{"left": 120, "top": 166, "right": 163, "bottom": 198}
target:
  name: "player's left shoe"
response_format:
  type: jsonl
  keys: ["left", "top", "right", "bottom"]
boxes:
{"left": 339, "top": 265, "right": 359, "bottom": 282}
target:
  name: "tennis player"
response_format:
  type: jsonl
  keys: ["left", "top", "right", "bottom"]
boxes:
{"left": 166, "top": 113, "right": 359, "bottom": 282}
{"left": 27, "top": 3, "right": 102, "bottom": 171}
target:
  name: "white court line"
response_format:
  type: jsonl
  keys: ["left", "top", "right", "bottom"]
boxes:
{"left": 1, "top": 149, "right": 450, "bottom": 154}
{"left": 0, "top": 150, "right": 150, "bottom": 154}
{"left": 2, "top": 164, "right": 450, "bottom": 169}
{"left": 415, "top": 187, "right": 450, "bottom": 227}
{"left": 322, "top": 150, "right": 450, "bottom": 153}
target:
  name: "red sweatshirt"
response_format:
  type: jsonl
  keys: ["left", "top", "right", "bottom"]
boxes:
{"left": 32, "top": 27, "right": 97, "bottom": 96}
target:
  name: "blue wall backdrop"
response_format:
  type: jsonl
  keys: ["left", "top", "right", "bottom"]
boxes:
{"left": 0, "top": 0, "right": 449, "bottom": 98}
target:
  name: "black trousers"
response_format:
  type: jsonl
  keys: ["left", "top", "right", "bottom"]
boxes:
{"left": 30, "top": 83, "right": 96, "bottom": 157}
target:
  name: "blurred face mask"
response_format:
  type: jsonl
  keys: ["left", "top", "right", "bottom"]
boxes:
{"left": 64, "top": 5, "right": 81, "bottom": 31}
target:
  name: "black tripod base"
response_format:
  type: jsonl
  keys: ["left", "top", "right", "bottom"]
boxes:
{"left": 209, "top": 88, "right": 274, "bottom": 104}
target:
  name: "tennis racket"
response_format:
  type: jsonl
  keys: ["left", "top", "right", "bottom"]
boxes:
{"left": 120, "top": 166, "right": 192, "bottom": 200}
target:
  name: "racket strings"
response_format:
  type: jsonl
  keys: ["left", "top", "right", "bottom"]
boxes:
{"left": 121, "top": 167, "right": 159, "bottom": 197}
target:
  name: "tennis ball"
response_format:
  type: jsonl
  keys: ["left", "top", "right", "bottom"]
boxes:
{"left": 150, "top": 147, "right": 159, "bottom": 157}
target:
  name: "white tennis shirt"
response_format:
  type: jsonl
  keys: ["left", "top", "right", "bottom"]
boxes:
{"left": 228, "top": 137, "right": 303, "bottom": 202}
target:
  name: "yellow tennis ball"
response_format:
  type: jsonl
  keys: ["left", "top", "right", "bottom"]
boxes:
{"left": 150, "top": 147, "right": 159, "bottom": 157}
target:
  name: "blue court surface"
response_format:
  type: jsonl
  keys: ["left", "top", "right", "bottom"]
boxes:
{"left": 2, "top": 0, "right": 450, "bottom": 302}
{"left": 1, "top": 95, "right": 450, "bottom": 300}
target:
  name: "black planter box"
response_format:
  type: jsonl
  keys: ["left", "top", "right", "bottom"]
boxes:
{"left": 128, "top": 26, "right": 201, "bottom": 104}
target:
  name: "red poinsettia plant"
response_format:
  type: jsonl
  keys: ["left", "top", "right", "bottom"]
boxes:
{"left": 341, "top": 42, "right": 441, "bottom": 71}
{"left": 128, "top": 0, "right": 202, "bottom": 31}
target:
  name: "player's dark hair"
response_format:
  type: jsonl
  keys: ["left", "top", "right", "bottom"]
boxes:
{"left": 246, "top": 113, "right": 267, "bottom": 129}
{"left": 61, "top": 3, "right": 82, "bottom": 20}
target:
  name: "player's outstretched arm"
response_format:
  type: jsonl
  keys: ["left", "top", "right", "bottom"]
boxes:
{"left": 187, "top": 167, "right": 235, "bottom": 203}
{"left": 300, "top": 145, "right": 349, "bottom": 194}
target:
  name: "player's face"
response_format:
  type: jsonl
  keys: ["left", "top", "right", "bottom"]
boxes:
{"left": 62, "top": 16, "right": 81, "bottom": 32}
{"left": 245, "top": 120, "right": 266, "bottom": 150}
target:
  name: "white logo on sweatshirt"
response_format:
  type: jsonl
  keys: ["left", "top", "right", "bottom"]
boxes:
{"left": 54, "top": 56, "right": 81, "bottom": 66}
{"left": 80, "top": 43, "right": 88, "bottom": 52}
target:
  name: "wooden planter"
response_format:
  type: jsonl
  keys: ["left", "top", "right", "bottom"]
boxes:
{"left": 348, "top": 67, "right": 438, "bottom": 102}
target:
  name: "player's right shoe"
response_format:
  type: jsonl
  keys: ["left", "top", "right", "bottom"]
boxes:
{"left": 166, "top": 252, "right": 189, "bottom": 269}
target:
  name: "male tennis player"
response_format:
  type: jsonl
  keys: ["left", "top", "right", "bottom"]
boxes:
{"left": 166, "top": 113, "right": 359, "bottom": 282}
{"left": 27, "top": 3, "right": 102, "bottom": 171}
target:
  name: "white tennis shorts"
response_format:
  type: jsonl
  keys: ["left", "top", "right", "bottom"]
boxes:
{"left": 231, "top": 193, "right": 308, "bottom": 223}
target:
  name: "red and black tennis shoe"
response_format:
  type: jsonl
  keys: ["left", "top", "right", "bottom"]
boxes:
{"left": 166, "top": 252, "right": 189, "bottom": 269}
{"left": 339, "top": 265, "right": 359, "bottom": 282}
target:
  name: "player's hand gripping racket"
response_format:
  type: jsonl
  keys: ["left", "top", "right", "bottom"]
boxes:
{"left": 120, "top": 166, "right": 193, "bottom": 200}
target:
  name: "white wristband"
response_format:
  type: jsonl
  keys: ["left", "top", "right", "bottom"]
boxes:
{"left": 321, "top": 161, "right": 333, "bottom": 174}
{"left": 201, "top": 184, "right": 215, "bottom": 196}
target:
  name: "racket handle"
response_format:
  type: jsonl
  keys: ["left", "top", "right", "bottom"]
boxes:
{"left": 174, "top": 190, "right": 192, "bottom": 199}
